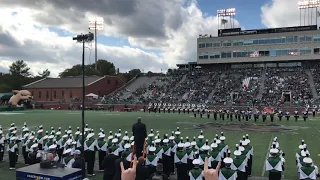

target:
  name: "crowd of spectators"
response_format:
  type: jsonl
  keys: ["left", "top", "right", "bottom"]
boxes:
{"left": 105, "top": 73, "right": 187, "bottom": 104}
{"left": 109, "top": 68, "right": 263, "bottom": 106}
{"left": 173, "top": 69, "right": 211, "bottom": 103}
{"left": 101, "top": 66, "right": 320, "bottom": 107}
{"left": 187, "top": 71, "right": 221, "bottom": 103}
{"left": 310, "top": 63, "right": 320, "bottom": 97}
{"left": 209, "top": 68, "right": 262, "bottom": 105}
{"left": 261, "top": 67, "right": 312, "bottom": 106}
{"left": 158, "top": 75, "right": 184, "bottom": 103}
{"left": 145, "top": 77, "right": 175, "bottom": 102}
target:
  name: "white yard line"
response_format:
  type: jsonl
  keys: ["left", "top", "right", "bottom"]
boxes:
{"left": 315, "top": 128, "right": 320, "bottom": 133}
{"left": 261, "top": 135, "right": 274, "bottom": 177}
{"left": 67, "top": 113, "right": 81, "bottom": 115}
{"left": 0, "top": 112, "right": 25, "bottom": 115}
{"left": 104, "top": 114, "right": 120, "bottom": 116}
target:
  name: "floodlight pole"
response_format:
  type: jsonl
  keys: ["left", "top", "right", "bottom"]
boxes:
{"left": 81, "top": 38, "right": 85, "bottom": 178}
{"left": 72, "top": 33, "right": 94, "bottom": 179}
{"left": 89, "top": 17, "right": 104, "bottom": 71}
{"left": 218, "top": 15, "right": 220, "bottom": 30}
{"left": 308, "top": 6, "right": 310, "bottom": 25}
{"left": 304, "top": 8, "right": 306, "bottom": 25}
{"left": 95, "top": 21, "right": 97, "bottom": 70}
{"left": 300, "top": 8, "right": 302, "bottom": 26}
{"left": 217, "top": 8, "right": 236, "bottom": 30}
{"left": 311, "top": 8, "right": 313, "bottom": 25}
{"left": 298, "top": 1, "right": 320, "bottom": 26}
{"left": 316, "top": 7, "right": 318, "bottom": 25}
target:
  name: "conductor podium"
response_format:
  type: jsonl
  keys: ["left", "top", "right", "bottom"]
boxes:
{"left": 16, "top": 164, "right": 82, "bottom": 180}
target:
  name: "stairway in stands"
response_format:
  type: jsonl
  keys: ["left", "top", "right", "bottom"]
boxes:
{"left": 208, "top": 72, "right": 226, "bottom": 100}
{"left": 170, "top": 74, "right": 187, "bottom": 95}
{"left": 306, "top": 69, "right": 318, "bottom": 99}
{"left": 175, "top": 74, "right": 187, "bottom": 88}
{"left": 208, "top": 90, "right": 215, "bottom": 100}
{"left": 256, "top": 67, "right": 267, "bottom": 99}
{"left": 118, "top": 76, "right": 149, "bottom": 99}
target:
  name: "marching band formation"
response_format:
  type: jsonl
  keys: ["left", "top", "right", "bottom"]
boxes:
{"left": 265, "top": 137, "right": 320, "bottom": 180}
{"left": 147, "top": 103, "right": 316, "bottom": 122}
{"left": 0, "top": 122, "right": 256, "bottom": 180}
{"left": 265, "top": 137, "right": 286, "bottom": 180}
{"left": 0, "top": 121, "right": 319, "bottom": 179}
{"left": 143, "top": 128, "right": 254, "bottom": 180}
{"left": 296, "top": 140, "right": 319, "bottom": 180}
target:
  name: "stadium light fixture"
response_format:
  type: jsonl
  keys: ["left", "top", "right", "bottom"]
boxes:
{"left": 309, "top": 0, "right": 320, "bottom": 7}
{"left": 217, "top": 8, "right": 236, "bottom": 16}
{"left": 216, "top": 8, "right": 236, "bottom": 29}
{"left": 298, "top": 0, "right": 309, "bottom": 9}
{"left": 88, "top": 17, "right": 104, "bottom": 70}
{"left": 298, "top": 0, "right": 320, "bottom": 8}
{"left": 72, "top": 32, "right": 94, "bottom": 179}
{"left": 298, "top": 0, "right": 320, "bottom": 26}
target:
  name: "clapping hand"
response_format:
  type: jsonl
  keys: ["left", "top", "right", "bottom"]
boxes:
{"left": 120, "top": 157, "right": 137, "bottom": 180}
{"left": 203, "top": 157, "right": 221, "bottom": 180}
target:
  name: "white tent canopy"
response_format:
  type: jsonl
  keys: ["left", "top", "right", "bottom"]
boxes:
{"left": 85, "top": 93, "right": 98, "bottom": 98}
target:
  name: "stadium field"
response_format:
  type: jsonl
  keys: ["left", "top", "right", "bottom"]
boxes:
{"left": 0, "top": 110, "right": 319, "bottom": 180}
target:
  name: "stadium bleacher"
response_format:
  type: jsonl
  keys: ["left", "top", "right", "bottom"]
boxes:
{"left": 262, "top": 67, "right": 313, "bottom": 106}
{"left": 101, "top": 65, "right": 320, "bottom": 108}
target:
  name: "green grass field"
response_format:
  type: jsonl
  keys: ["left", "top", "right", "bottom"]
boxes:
{"left": 0, "top": 110, "right": 319, "bottom": 180}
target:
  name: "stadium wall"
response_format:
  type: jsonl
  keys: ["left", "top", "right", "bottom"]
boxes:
{"left": 29, "top": 88, "right": 82, "bottom": 102}
{"left": 86, "top": 76, "right": 125, "bottom": 96}
{"left": 26, "top": 76, "right": 125, "bottom": 102}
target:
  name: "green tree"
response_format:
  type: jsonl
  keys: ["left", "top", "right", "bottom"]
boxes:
{"left": 147, "top": 71, "right": 153, "bottom": 76}
{"left": 9, "top": 60, "right": 31, "bottom": 77}
{"left": 59, "top": 65, "right": 99, "bottom": 77}
{"left": 59, "top": 60, "right": 115, "bottom": 77}
{"left": 38, "top": 69, "right": 51, "bottom": 78}
{"left": 92, "top": 59, "right": 116, "bottom": 75}
{"left": 0, "top": 84, "right": 12, "bottom": 93}
{"left": 59, "top": 64, "right": 82, "bottom": 77}
{"left": 117, "top": 73, "right": 128, "bottom": 82}
{"left": 128, "top": 69, "right": 141, "bottom": 77}
{"left": 85, "top": 66, "right": 100, "bottom": 76}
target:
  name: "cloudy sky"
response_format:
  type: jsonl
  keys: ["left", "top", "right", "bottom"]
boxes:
{"left": 0, "top": 0, "right": 311, "bottom": 77}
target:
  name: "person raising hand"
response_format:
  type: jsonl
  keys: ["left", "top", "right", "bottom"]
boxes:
{"left": 203, "top": 157, "right": 221, "bottom": 180}
{"left": 120, "top": 157, "right": 137, "bottom": 180}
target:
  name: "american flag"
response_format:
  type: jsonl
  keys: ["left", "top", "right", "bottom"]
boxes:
{"left": 288, "top": 52, "right": 298, "bottom": 56}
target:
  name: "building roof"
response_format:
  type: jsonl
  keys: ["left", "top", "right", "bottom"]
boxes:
{"left": 23, "top": 76, "right": 104, "bottom": 88}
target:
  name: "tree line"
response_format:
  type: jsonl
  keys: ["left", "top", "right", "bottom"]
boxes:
{"left": 0, "top": 59, "right": 141, "bottom": 93}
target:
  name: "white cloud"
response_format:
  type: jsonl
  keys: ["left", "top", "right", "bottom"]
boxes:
{"left": 0, "top": 0, "right": 241, "bottom": 77}
{"left": 0, "top": 60, "right": 10, "bottom": 73}
{"left": 261, "top": 0, "right": 318, "bottom": 28}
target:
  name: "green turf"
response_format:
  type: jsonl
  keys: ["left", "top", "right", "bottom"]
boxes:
{"left": 0, "top": 110, "right": 319, "bottom": 180}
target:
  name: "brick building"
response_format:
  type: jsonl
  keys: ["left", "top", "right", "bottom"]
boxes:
{"left": 23, "top": 76, "right": 125, "bottom": 102}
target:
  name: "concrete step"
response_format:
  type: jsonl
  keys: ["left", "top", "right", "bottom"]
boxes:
{"left": 208, "top": 90, "right": 215, "bottom": 100}
{"left": 257, "top": 68, "right": 266, "bottom": 99}
{"left": 306, "top": 69, "right": 318, "bottom": 99}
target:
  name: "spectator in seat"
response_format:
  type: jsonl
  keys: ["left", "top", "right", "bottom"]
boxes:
{"left": 135, "top": 156, "right": 149, "bottom": 180}
{"left": 149, "top": 163, "right": 169, "bottom": 180}
{"left": 114, "top": 152, "right": 130, "bottom": 180}
{"left": 71, "top": 150, "right": 82, "bottom": 169}
{"left": 102, "top": 148, "right": 118, "bottom": 180}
